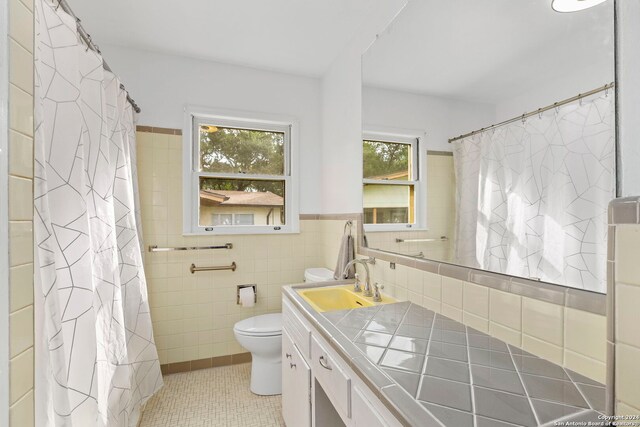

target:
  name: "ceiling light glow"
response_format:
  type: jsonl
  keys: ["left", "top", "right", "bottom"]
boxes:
{"left": 552, "top": 0, "right": 608, "bottom": 13}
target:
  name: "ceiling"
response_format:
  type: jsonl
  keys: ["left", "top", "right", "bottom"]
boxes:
{"left": 362, "top": 0, "right": 615, "bottom": 103}
{"left": 71, "top": 0, "right": 394, "bottom": 77}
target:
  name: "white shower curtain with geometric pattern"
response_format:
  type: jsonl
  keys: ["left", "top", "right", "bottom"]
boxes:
{"left": 34, "top": 1, "right": 162, "bottom": 426}
{"left": 452, "top": 92, "right": 615, "bottom": 293}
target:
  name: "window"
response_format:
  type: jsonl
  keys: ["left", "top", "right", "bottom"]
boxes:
{"left": 184, "top": 109, "right": 298, "bottom": 234}
{"left": 363, "top": 132, "right": 424, "bottom": 231}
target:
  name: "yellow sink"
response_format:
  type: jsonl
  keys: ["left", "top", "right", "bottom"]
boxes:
{"left": 298, "top": 285, "right": 395, "bottom": 313}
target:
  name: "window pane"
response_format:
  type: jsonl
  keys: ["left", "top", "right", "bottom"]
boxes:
{"left": 363, "top": 140, "right": 412, "bottom": 181}
{"left": 234, "top": 214, "right": 254, "bottom": 225}
{"left": 199, "top": 178, "right": 285, "bottom": 226}
{"left": 199, "top": 125, "right": 285, "bottom": 175}
{"left": 363, "top": 184, "right": 414, "bottom": 224}
{"left": 212, "top": 214, "right": 232, "bottom": 225}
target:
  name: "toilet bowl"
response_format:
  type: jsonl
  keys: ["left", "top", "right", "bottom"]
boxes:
{"left": 304, "top": 267, "right": 337, "bottom": 282}
{"left": 233, "top": 313, "right": 282, "bottom": 396}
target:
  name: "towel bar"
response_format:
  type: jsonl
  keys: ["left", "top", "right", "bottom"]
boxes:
{"left": 395, "top": 236, "right": 448, "bottom": 243}
{"left": 149, "top": 243, "right": 233, "bottom": 252}
{"left": 190, "top": 262, "right": 237, "bottom": 274}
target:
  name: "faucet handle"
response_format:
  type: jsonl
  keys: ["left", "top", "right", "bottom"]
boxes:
{"left": 353, "top": 273, "right": 362, "bottom": 292}
{"left": 373, "top": 282, "right": 382, "bottom": 302}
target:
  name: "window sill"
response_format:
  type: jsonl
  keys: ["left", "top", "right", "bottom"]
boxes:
{"left": 182, "top": 227, "right": 300, "bottom": 236}
{"left": 364, "top": 225, "right": 428, "bottom": 233}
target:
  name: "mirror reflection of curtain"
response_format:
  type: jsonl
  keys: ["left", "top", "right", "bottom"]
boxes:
{"left": 34, "top": 0, "right": 162, "bottom": 425}
{"left": 453, "top": 93, "right": 615, "bottom": 292}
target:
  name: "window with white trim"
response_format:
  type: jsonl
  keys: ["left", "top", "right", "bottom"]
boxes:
{"left": 184, "top": 110, "right": 298, "bottom": 235}
{"left": 363, "top": 132, "right": 424, "bottom": 231}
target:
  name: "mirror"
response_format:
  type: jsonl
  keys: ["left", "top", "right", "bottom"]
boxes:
{"left": 361, "top": 0, "right": 615, "bottom": 293}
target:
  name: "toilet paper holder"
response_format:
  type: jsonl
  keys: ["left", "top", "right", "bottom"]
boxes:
{"left": 237, "top": 284, "right": 257, "bottom": 305}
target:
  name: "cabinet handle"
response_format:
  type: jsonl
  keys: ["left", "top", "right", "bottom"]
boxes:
{"left": 286, "top": 353, "right": 292, "bottom": 359}
{"left": 319, "top": 355, "right": 332, "bottom": 371}
{"left": 290, "top": 363, "right": 296, "bottom": 369}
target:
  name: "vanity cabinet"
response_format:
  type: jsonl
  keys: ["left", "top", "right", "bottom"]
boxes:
{"left": 282, "top": 298, "right": 402, "bottom": 427}
{"left": 282, "top": 330, "right": 311, "bottom": 427}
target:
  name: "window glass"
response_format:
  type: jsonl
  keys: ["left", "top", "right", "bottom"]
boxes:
{"left": 199, "top": 177, "right": 285, "bottom": 227}
{"left": 212, "top": 214, "right": 233, "bottom": 226}
{"left": 363, "top": 140, "right": 412, "bottom": 181}
{"left": 234, "top": 214, "right": 254, "bottom": 225}
{"left": 199, "top": 125, "right": 284, "bottom": 175}
{"left": 363, "top": 184, "right": 414, "bottom": 224}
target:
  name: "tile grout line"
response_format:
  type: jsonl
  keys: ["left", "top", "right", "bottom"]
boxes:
{"left": 415, "top": 311, "right": 437, "bottom": 400}
{"left": 465, "top": 326, "right": 477, "bottom": 427}
{"left": 560, "top": 365, "right": 594, "bottom": 411}
{"left": 414, "top": 310, "right": 447, "bottom": 427}
{"left": 507, "top": 344, "right": 542, "bottom": 426}
{"left": 539, "top": 409, "right": 592, "bottom": 427}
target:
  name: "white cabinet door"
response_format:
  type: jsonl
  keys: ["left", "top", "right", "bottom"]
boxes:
{"left": 282, "top": 330, "right": 311, "bottom": 427}
{"left": 352, "top": 386, "right": 392, "bottom": 427}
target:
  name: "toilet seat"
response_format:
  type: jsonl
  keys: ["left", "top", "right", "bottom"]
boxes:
{"left": 233, "top": 313, "right": 282, "bottom": 337}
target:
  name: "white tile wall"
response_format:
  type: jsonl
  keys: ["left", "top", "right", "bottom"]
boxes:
{"left": 522, "top": 298, "right": 564, "bottom": 347}
{"left": 615, "top": 224, "right": 640, "bottom": 413}
{"left": 6, "top": 0, "right": 34, "bottom": 425}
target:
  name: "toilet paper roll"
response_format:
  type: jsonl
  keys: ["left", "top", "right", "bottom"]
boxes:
{"left": 239, "top": 287, "right": 255, "bottom": 308}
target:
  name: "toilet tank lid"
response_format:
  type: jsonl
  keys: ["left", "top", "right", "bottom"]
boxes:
{"left": 234, "top": 313, "right": 282, "bottom": 335}
{"left": 305, "top": 267, "right": 334, "bottom": 279}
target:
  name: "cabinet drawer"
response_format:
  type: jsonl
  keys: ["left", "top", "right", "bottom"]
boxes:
{"left": 311, "top": 334, "right": 351, "bottom": 420}
{"left": 283, "top": 298, "right": 311, "bottom": 359}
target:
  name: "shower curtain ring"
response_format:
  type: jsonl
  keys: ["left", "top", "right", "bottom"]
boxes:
{"left": 554, "top": 102, "right": 560, "bottom": 114}
{"left": 538, "top": 109, "right": 542, "bottom": 120}
{"left": 521, "top": 114, "right": 526, "bottom": 124}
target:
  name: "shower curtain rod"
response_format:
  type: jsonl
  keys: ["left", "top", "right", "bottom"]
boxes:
{"left": 56, "top": 0, "right": 142, "bottom": 113}
{"left": 448, "top": 82, "right": 614, "bottom": 143}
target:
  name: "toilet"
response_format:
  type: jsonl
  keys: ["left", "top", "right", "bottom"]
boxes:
{"left": 304, "top": 267, "right": 337, "bottom": 282}
{"left": 233, "top": 313, "right": 282, "bottom": 396}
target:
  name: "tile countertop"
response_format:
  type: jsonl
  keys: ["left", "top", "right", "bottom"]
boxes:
{"left": 283, "top": 285, "right": 606, "bottom": 427}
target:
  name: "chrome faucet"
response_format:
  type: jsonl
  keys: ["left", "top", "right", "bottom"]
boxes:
{"left": 342, "top": 259, "right": 373, "bottom": 297}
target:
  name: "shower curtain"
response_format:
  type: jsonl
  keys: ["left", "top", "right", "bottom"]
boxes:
{"left": 452, "top": 92, "right": 615, "bottom": 293}
{"left": 34, "top": 1, "right": 162, "bottom": 426}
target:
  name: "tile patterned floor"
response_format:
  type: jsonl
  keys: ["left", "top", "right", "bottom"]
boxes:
{"left": 140, "top": 363, "right": 285, "bottom": 427}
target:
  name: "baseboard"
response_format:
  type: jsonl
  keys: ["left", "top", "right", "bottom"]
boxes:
{"left": 160, "top": 352, "right": 252, "bottom": 375}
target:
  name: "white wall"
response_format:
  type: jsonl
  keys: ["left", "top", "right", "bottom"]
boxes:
{"left": 100, "top": 45, "right": 324, "bottom": 213}
{"left": 495, "top": 62, "right": 615, "bottom": 121}
{"left": 362, "top": 86, "right": 496, "bottom": 151}
{"left": 320, "top": 0, "right": 407, "bottom": 214}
